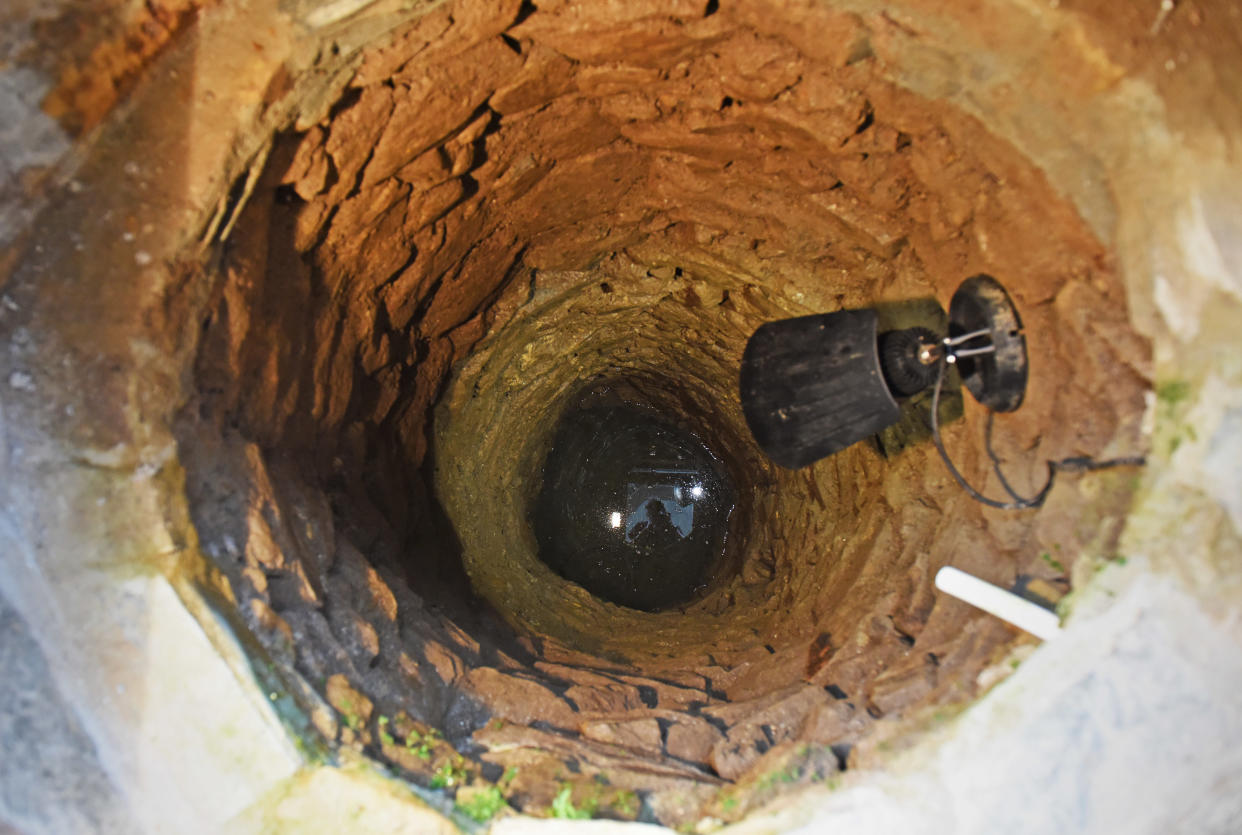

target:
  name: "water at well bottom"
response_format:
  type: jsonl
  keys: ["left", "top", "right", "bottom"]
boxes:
{"left": 532, "top": 403, "right": 734, "bottom": 611}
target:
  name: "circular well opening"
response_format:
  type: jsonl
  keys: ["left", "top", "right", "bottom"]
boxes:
{"left": 56, "top": 0, "right": 1153, "bottom": 825}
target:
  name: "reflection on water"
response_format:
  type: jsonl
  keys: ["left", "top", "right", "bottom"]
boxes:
{"left": 532, "top": 402, "right": 735, "bottom": 612}
{"left": 625, "top": 475, "right": 700, "bottom": 539}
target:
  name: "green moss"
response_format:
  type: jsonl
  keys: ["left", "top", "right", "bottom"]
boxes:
{"left": 1156, "top": 379, "right": 1199, "bottom": 455}
{"left": 551, "top": 786, "right": 594, "bottom": 819}
{"left": 1156, "top": 379, "right": 1191, "bottom": 406}
{"left": 376, "top": 716, "right": 395, "bottom": 746}
{"left": 404, "top": 729, "right": 432, "bottom": 760}
{"left": 1040, "top": 551, "right": 1065, "bottom": 573}
{"left": 611, "top": 790, "right": 639, "bottom": 817}
{"left": 430, "top": 759, "right": 470, "bottom": 789}
{"left": 755, "top": 765, "right": 802, "bottom": 792}
{"left": 456, "top": 786, "right": 507, "bottom": 822}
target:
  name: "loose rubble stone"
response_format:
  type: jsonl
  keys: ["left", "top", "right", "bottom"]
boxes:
{"left": 580, "top": 718, "right": 664, "bottom": 755}
{"left": 665, "top": 716, "right": 726, "bottom": 767}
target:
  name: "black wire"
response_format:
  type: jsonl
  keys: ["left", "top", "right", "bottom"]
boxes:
{"left": 984, "top": 412, "right": 1028, "bottom": 503}
{"left": 928, "top": 355, "right": 1146, "bottom": 510}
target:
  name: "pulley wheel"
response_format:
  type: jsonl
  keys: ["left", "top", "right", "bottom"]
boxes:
{"left": 948, "top": 274, "right": 1028, "bottom": 412}
{"left": 879, "top": 327, "right": 940, "bottom": 397}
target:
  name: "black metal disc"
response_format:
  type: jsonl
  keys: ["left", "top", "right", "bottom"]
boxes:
{"left": 948, "top": 274, "right": 1028, "bottom": 412}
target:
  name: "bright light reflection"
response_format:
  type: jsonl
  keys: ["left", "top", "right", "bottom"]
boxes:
{"left": 690, "top": 484, "right": 704, "bottom": 499}
{"left": 609, "top": 511, "right": 622, "bottom": 529}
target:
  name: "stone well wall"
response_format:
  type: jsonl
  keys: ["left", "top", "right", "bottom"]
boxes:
{"left": 1, "top": 0, "right": 1240, "bottom": 833}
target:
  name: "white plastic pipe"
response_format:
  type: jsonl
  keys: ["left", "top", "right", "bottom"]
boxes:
{"left": 934, "top": 566, "right": 1062, "bottom": 641}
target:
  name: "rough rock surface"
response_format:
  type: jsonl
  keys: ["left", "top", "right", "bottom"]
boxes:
{"left": 6, "top": 0, "right": 1240, "bottom": 832}
{"left": 165, "top": 0, "right": 1151, "bottom": 824}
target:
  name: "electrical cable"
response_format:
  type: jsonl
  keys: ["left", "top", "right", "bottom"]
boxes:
{"left": 928, "top": 354, "right": 1146, "bottom": 510}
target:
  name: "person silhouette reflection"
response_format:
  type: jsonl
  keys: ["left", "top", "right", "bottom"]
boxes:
{"left": 629, "top": 499, "right": 680, "bottom": 554}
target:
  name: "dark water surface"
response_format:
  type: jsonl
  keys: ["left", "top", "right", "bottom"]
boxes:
{"left": 532, "top": 402, "right": 735, "bottom": 611}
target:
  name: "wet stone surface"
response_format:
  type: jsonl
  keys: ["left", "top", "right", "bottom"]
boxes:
{"left": 532, "top": 399, "right": 735, "bottom": 612}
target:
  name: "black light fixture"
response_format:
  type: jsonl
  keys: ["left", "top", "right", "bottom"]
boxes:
{"left": 739, "top": 275, "right": 1142, "bottom": 510}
